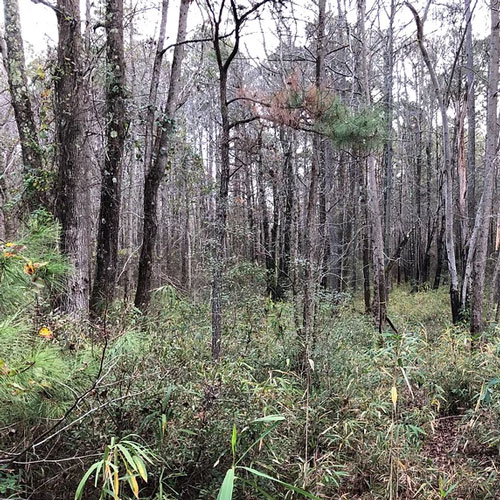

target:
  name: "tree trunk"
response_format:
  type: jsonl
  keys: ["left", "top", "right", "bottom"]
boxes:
{"left": 144, "top": 0, "right": 169, "bottom": 174}
{"left": 407, "top": 2, "right": 460, "bottom": 322}
{"left": 433, "top": 213, "right": 446, "bottom": 290}
{"left": 91, "top": 0, "right": 127, "bottom": 313}
{"left": 2, "top": 0, "right": 45, "bottom": 208}
{"left": 359, "top": 0, "right": 386, "bottom": 327}
{"left": 465, "top": 0, "right": 476, "bottom": 221}
{"left": 211, "top": 67, "right": 230, "bottom": 359}
{"left": 470, "top": 0, "right": 499, "bottom": 333}
{"left": 270, "top": 164, "right": 283, "bottom": 300}
{"left": 279, "top": 128, "right": 295, "bottom": 294}
{"left": 302, "top": 0, "right": 325, "bottom": 358}
{"left": 367, "top": 155, "right": 387, "bottom": 330}
{"left": 54, "top": 0, "right": 91, "bottom": 317}
{"left": 383, "top": 0, "right": 395, "bottom": 254}
{"left": 134, "top": 0, "right": 190, "bottom": 309}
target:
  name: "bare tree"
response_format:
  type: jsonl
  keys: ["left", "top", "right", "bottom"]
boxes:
{"left": 135, "top": 0, "right": 191, "bottom": 309}
{"left": 359, "top": 0, "right": 386, "bottom": 329}
{"left": 407, "top": 2, "right": 460, "bottom": 323}
{"left": 469, "top": 0, "right": 499, "bottom": 333}
{"left": 302, "top": 0, "right": 326, "bottom": 360}
{"left": 206, "top": 0, "right": 274, "bottom": 360}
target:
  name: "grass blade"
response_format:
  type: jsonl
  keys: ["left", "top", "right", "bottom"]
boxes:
{"left": 216, "top": 467, "right": 235, "bottom": 500}
{"left": 74, "top": 461, "right": 102, "bottom": 500}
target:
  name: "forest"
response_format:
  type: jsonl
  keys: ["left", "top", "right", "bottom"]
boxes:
{"left": 0, "top": 0, "right": 499, "bottom": 498}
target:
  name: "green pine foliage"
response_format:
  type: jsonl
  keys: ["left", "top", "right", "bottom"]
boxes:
{"left": 0, "top": 212, "right": 95, "bottom": 426}
{"left": 0, "top": 209, "right": 68, "bottom": 316}
{"left": 316, "top": 97, "right": 386, "bottom": 151}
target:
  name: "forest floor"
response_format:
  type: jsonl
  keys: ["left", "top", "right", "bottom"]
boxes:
{"left": 1, "top": 228, "right": 500, "bottom": 500}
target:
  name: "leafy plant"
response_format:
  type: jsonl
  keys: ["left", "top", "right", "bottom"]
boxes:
{"left": 75, "top": 435, "right": 154, "bottom": 500}
{"left": 216, "top": 415, "right": 321, "bottom": 500}
{"left": 439, "top": 475, "right": 458, "bottom": 498}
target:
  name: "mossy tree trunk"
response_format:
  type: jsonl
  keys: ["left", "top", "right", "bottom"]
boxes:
{"left": 91, "top": 0, "right": 127, "bottom": 314}
{"left": 1, "top": 0, "right": 45, "bottom": 208}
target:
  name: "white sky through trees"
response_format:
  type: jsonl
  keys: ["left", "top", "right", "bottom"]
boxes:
{"left": 4, "top": 0, "right": 489, "bottom": 65}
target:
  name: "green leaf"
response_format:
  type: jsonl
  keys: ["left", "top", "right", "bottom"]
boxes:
{"left": 238, "top": 466, "right": 322, "bottom": 499}
{"left": 216, "top": 468, "right": 235, "bottom": 500}
{"left": 231, "top": 424, "right": 237, "bottom": 457}
{"left": 94, "top": 460, "right": 103, "bottom": 488}
{"left": 179, "top": 428, "right": 197, "bottom": 436}
{"left": 119, "top": 438, "right": 154, "bottom": 464}
{"left": 117, "top": 444, "right": 138, "bottom": 473}
{"left": 133, "top": 455, "right": 148, "bottom": 482}
{"left": 252, "top": 415, "right": 285, "bottom": 423}
{"left": 162, "top": 386, "right": 173, "bottom": 411}
{"left": 161, "top": 414, "right": 167, "bottom": 435}
{"left": 75, "top": 461, "right": 102, "bottom": 500}
{"left": 236, "top": 421, "right": 281, "bottom": 465}
{"left": 103, "top": 444, "right": 111, "bottom": 464}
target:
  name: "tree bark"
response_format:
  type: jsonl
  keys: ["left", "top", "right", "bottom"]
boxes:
{"left": 465, "top": 0, "right": 476, "bottom": 220}
{"left": 367, "top": 155, "right": 387, "bottom": 330}
{"left": 2, "top": 0, "right": 45, "bottom": 208}
{"left": 91, "top": 0, "right": 127, "bottom": 313}
{"left": 54, "top": 0, "right": 91, "bottom": 317}
{"left": 470, "top": 0, "right": 499, "bottom": 333}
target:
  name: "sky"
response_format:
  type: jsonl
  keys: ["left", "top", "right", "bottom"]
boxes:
{"left": 9, "top": 0, "right": 297, "bottom": 61}
{"left": 1, "top": 0, "right": 491, "bottom": 65}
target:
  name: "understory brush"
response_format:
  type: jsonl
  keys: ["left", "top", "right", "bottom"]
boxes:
{"left": 2, "top": 220, "right": 500, "bottom": 499}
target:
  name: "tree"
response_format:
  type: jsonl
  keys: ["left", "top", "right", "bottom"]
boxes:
{"left": 54, "top": 0, "right": 92, "bottom": 317}
{"left": 469, "top": 0, "right": 499, "bottom": 333}
{"left": 90, "top": 0, "right": 127, "bottom": 313}
{"left": 464, "top": 0, "right": 476, "bottom": 220}
{"left": 358, "top": 0, "right": 387, "bottom": 329}
{"left": 302, "top": 0, "right": 326, "bottom": 360}
{"left": 134, "top": 0, "right": 191, "bottom": 310}
{"left": 207, "top": 0, "right": 275, "bottom": 360}
{"left": 407, "top": 2, "right": 460, "bottom": 323}
{"left": 1, "top": 0, "right": 45, "bottom": 208}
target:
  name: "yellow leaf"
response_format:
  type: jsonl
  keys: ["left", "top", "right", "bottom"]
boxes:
{"left": 38, "top": 327, "right": 54, "bottom": 339}
{"left": 24, "top": 261, "right": 47, "bottom": 276}
{"left": 431, "top": 398, "right": 441, "bottom": 412}
{"left": 9, "top": 382, "right": 26, "bottom": 394}
{"left": 134, "top": 457, "right": 147, "bottom": 482}
{"left": 113, "top": 469, "right": 119, "bottom": 499}
{"left": 0, "top": 359, "right": 9, "bottom": 375}
{"left": 24, "top": 262, "right": 36, "bottom": 275}
{"left": 391, "top": 386, "right": 398, "bottom": 407}
{"left": 129, "top": 474, "right": 139, "bottom": 498}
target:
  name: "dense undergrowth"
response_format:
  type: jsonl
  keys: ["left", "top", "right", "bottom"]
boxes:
{"left": 1, "top": 215, "right": 500, "bottom": 499}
